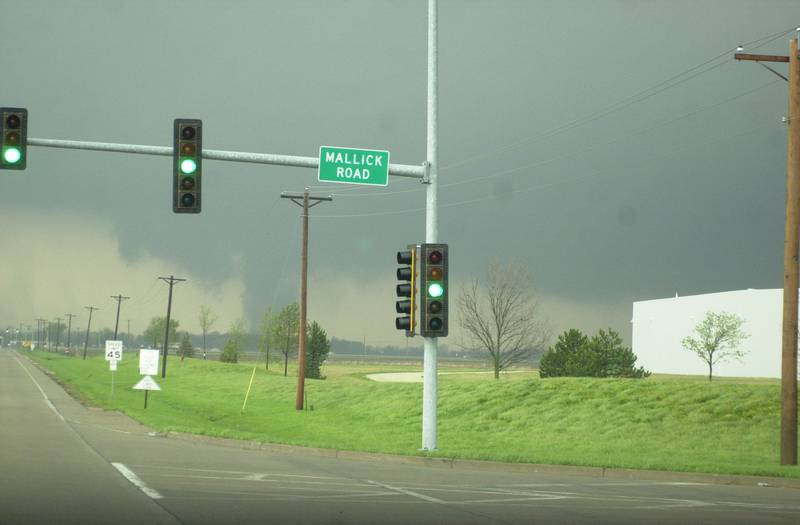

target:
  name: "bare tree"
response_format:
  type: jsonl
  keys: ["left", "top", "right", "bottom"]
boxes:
{"left": 198, "top": 304, "right": 217, "bottom": 360}
{"left": 681, "top": 311, "right": 749, "bottom": 381}
{"left": 457, "top": 260, "right": 549, "bottom": 378}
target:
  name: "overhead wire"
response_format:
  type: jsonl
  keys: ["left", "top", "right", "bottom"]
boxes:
{"left": 313, "top": 76, "right": 783, "bottom": 219}
{"left": 313, "top": 117, "right": 780, "bottom": 219}
{"left": 437, "top": 25, "right": 797, "bottom": 174}
{"left": 324, "top": 26, "right": 795, "bottom": 202}
{"left": 327, "top": 77, "right": 781, "bottom": 200}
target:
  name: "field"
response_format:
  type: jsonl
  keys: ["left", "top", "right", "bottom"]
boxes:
{"left": 25, "top": 349, "right": 800, "bottom": 479}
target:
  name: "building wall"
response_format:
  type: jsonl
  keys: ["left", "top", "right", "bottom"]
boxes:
{"left": 631, "top": 289, "right": 782, "bottom": 378}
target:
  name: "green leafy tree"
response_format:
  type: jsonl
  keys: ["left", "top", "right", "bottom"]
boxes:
{"left": 258, "top": 307, "right": 275, "bottom": 371}
{"left": 142, "top": 317, "right": 179, "bottom": 350}
{"left": 538, "top": 329, "right": 587, "bottom": 378}
{"left": 272, "top": 303, "right": 299, "bottom": 376}
{"left": 681, "top": 311, "right": 749, "bottom": 381}
{"left": 179, "top": 332, "right": 195, "bottom": 361}
{"left": 539, "top": 328, "right": 649, "bottom": 378}
{"left": 220, "top": 319, "right": 247, "bottom": 363}
{"left": 305, "top": 321, "right": 330, "bottom": 380}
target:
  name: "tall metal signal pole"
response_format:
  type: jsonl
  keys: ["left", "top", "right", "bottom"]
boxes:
{"left": 110, "top": 294, "right": 129, "bottom": 340}
{"left": 421, "top": 0, "right": 440, "bottom": 452}
{"left": 281, "top": 188, "right": 333, "bottom": 410}
{"left": 736, "top": 37, "right": 799, "bottom": 465}
{"left": 159, "top": 276, "right": 185, "bottom": 378}
{"left": 82, "top": 306, "right": 98, "bottom": 360}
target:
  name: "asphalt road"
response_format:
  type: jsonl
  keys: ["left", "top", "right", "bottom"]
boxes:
{"left": 3, "top": 348, "right": 800, "bottom": 525}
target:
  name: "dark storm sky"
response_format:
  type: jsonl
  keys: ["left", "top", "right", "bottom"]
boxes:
{"left": 0, "top": 0, "right": 796, "bottom": 345}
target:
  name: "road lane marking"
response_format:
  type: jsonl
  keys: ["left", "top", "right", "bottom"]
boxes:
{"left": 129, "top": 464, "right": 347, "bottom": 480}
{"left": 365, "top": 480, "right": 446, "bottom": 504}
{"left": 147, "top": 473, "right": 370, "bottom": 488}
{"left": 13, "top": 354, "right": 65, "bottom": 422}
{"left": 112, "top": 463, "right": 163, "bottom": 499}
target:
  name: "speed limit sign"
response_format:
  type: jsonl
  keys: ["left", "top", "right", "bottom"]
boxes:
{"left": 105, "top": 340, "right": 123, "bottom": 361}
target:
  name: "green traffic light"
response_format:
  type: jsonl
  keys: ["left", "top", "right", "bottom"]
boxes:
{"left": 3, "top": 147, "right": 21, "bottom": 164}
{"left": 180, "top": 158, "right": 197, "bottom": 174}
{"left": 428, "top": 282, "right": 444, "bottom": 298}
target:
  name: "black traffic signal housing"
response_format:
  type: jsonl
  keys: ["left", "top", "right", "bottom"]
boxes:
{"left": 419, "top": 243, "right": 448, "bottom": 337}
{"left": 173, "top": 118, "right": 202, "bottom": 213}
{"left": 0, "top": 108, "right": 28, "bottom": 170}
{"left": 395, "top": 245, "right": 418, "bottom": 336}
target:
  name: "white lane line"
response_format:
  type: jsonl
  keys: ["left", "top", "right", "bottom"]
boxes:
{"left": 365, "top": 480, "right": 446, "bottom": 504}
{"left": 129, "top": 465, "right": 347, "bottom": 481}
{"left": 13, "top": 354, "right": 65, "bottom": 422}
{"left": 112, "top": 463, "right": 163, "bottom": 500}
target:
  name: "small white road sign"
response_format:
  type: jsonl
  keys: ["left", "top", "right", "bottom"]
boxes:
{"left": 109, "top": 360, "right": 118, "bottom": 371}
{"left": 105, "top": 340, "right": 123, "bottom": 361}
{"left": 133, "top": 376, "right": 161, "bottom": 391}
{"left": 139, "top": 348, "right": 159, "bottom": 376}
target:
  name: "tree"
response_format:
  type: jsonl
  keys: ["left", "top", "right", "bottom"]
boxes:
{"left": 179, "top": 332, "right": 195, "bottom": 361}
{"left": 258, "top": 307, "right": 275, "bottom": 371}
{"left": 272, "top": 303, "right": 299, "bottom": 376}
{"left": 682, "top": 311, "right": 749, "bottom": 381}
{"left": 142, "top": 317, "right": 179, "bottom": 350}
{"left": 220, "top": 319, "right": 247, "bottom": 363}
{"left": 457, "top": 261, "right": 550, "bottom": 378}
{"left": 538, "top": 328, "right": 587, "bottom": 378}
{"left": 198, "top": 304, "right": 217, "bottom": 360}
{"left": 305, "top": 321, "right": 331, "bottom": 380}
{"left": 539, "top": 328, "right": 649, "bottom": 378}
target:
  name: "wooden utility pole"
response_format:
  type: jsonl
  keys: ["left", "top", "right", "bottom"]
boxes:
{"left": 281, "top": 188, "right": 332, "bottom": 410}
{"left": 53, "top": 318, "right": 63, "bottom": 352}
{"left": 65, "top": 313, "right": 76, "bottom": 352}
{"left": 82, "top": 306, "right": 98, "bottom": 360}
{"left": 158, "top": 276, "right": 185, "bottom": 378}
{"left": 110, "top": 294, "right": 129, "bottom": 340}
{"left": 35, "top": 318, "right": 45, "bottom": 348}
{"left": 736, "top": 39, "right": 799, "bottom": 465}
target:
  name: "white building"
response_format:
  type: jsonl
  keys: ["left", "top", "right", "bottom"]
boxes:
{"left": 631, "top": 289, "right": 783, "bottom": 378}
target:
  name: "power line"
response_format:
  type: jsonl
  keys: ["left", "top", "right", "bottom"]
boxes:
{"left": 313, "top": 119, "right": 779, "bottom": 219}
{"left": 326, "top": 27, "right": 796, "bottom": 203}
{"left": 327, "top": 78, "right": 782, "bottom": 202}
{"left": 436, "top": 26, "right": 796, "bottom": 174}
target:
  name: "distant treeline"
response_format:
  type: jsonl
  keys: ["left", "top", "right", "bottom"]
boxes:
{"left": 8, "top": 325, "right": 541, "bottom": 364}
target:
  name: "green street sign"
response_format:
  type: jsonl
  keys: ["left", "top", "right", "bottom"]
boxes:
{"left": 318, "top": 146, "right": 390, "bottom": 186}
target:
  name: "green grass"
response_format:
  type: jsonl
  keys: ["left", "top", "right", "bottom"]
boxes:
{"left": 26, "top": 350, "right": 800, "bottom": 479}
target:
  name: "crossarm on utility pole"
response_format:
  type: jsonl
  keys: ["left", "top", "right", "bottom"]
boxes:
{"left": 27, "top": 138, "right": 426, "bottom": 179}
{"left": 734, "top": 53, "right": 790, "bottom": 63}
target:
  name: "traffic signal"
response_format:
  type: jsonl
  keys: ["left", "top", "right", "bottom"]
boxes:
{"left": 419, "top": 243, "right": 448, "bottom": 337}
{"left": 173, "top": 118, "right": 202, "bottom": 213}
{"left": 395, "top": 245, "right": 418, "bottom": 336}
{"left": 0, "top": 108, "right": 27, "bottom": 170}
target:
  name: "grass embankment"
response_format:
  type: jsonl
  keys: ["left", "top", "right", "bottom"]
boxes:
{"left": 26, "top": 349, "right": 799, "bottom": 479}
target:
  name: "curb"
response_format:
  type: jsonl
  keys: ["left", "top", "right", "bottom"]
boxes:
{"left": 162, "top": 431, "right": 800, "bottom": 490}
